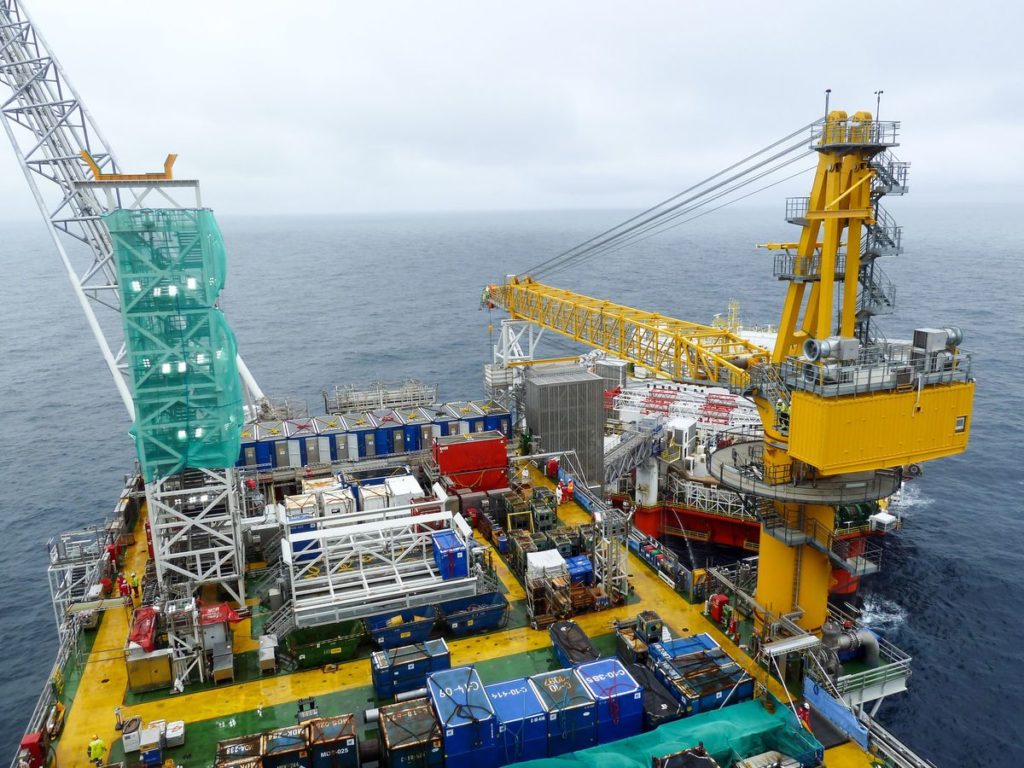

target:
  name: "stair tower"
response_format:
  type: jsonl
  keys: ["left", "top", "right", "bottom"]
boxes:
{"left": 719, "top": 111, "right": 975, "bottom": 630}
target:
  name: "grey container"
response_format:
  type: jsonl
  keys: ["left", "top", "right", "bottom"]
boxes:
{"left": 524, "top": 366, "right": 605, "bottom": 487}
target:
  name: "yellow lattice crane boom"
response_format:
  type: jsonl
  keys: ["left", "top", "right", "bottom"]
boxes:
{"left": 487, "top": 108, "right": 975, "bottom": 633}
{"left": 484, "top": 277, "right": 769, "bottom": 390}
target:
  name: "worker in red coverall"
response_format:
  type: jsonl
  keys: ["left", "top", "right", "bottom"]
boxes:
{"left": 118, "top": 576, "right": 130, "bottom": 600}
{"left": 797, "top": 701, "right": 812, "bottom": 730}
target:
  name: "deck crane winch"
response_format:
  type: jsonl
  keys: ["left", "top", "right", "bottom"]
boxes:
{"left": 486, "top": 110, "right": 975, "bottom": 631}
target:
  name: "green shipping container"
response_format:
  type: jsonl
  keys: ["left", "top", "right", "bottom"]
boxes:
{"left": 282, "top": 620, "right": 364, "bottom": 668}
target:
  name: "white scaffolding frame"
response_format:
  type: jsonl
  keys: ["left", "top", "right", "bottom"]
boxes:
{"left": 147, "top": 468, "right": 245, "bottom": 605}
{"left": 284, "top": 505, "right": 478, "bottom": 628}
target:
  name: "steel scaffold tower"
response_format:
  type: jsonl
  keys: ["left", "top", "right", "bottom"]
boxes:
{"left": 0, "top": 0, "right": 258, "bottom": 606}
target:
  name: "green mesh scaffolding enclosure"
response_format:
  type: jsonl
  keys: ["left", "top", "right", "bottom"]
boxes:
{"left": 517, "top": 699, "right": 823, "bottom": 768}
{"left": 106, "top": 208, "right": 243, "bottom": 482}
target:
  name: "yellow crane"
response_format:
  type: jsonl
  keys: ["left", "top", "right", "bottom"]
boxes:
{"left": 486, "top": 109, "right": 975, "bottom": 631}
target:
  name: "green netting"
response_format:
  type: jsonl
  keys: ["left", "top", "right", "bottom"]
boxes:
{"left": 106, "top": 208, "right": 243, "bottom": 482}
{"left": 519, "top": 699, "right": 824, "bottom": 768}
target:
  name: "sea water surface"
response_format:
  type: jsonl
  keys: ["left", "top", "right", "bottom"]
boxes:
{"left": 0, "top": 205, "right": 1019, "bottom": 763}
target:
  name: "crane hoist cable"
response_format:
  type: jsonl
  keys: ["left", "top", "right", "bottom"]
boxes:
{"left": 529, "top": 136, "right": 812, "bottom": 278}
{"left": 586, "top": 162, "right": 818, "bottom": 265}
{"left": 542, "top": 151, "right": 815, "bottom": 278}
{"left": 520, "top": 118, "right": 822, "bottom": 279}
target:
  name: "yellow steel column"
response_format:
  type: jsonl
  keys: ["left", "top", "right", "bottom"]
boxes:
{"left": 758, "top": 111, "right": 881, "bottom": 632}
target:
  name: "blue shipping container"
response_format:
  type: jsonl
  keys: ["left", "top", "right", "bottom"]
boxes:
{"left": 364, "top": 608, "right": 438, "bottom": 649}
{"left": 427, "top": 667, "right": 497, "bottom": 768}
{"left": 432, "top": 531, "right": 468, "bottom": 579}
{"left": 289, "top": 518, "right": 321, "bottom": 564}
{"left": 575, "top": 659, "right": 644, "bottom": 744}
{"left": 372, "top": 638, "right": 451, "bottom": 698}
{"left": 648, "top": 633, "right": 719, "bottom": 665}
{"left": 651, "top": 634, "right": 753, "bottom": 714}
{"left": 529, "top": 669, "right": 597, "bottom": 756}
{"left": 565, "top": 555, "right": 594, "bottom": 585}
{"left": 486, "top": 678, "right": 548, "bottom": 766}
{"left": 437, "top": 592, "right": 509, "bottom": 637}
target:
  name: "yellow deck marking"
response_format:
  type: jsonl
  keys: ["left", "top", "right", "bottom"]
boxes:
{"left": 57, "top": 509, "right": 150, "bottom": 768}
{"left": 824, "top": 741, "right": 877, "bottom": 767}
{"left": 57, "top": 466, "right": 872, "bottom": 764}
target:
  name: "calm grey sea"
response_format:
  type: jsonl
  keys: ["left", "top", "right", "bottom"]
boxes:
{"left": 0, "top": 205, "right": 1020, "bottom": 763}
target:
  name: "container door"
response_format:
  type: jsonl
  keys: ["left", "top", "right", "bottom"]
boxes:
{"left": 275, "top": 441, "right": 290, "bottom": 468}
{"left": 346, "top": 434, "right": 358, "bottom": 459}
{"left": 288, "top": 440, "right": 302, "bottom": 467}
{"left": 305, "top": 437, "right": 320, "bottom": 464}
{"left": 243, "top": 446, "right": 257, "bottom": 466}
{"left": 422, "top": 425, "right": 434, "bottom": 448}
{"left": 499, "top": 417, "right": 510, "bottom": 436}
{"left": 472, "top": 419, "right": 484, "bottom": 433}
{"left": 394, "top": 430, "right": 405, "bottom": 453}
{"left": 432, "top": 424, "right": 443, "bottom": 438}
{"left": 319, "top": 436, "right": 332, "bottom": 463}
{"left": 459, "top": 420, "right": 470, "bottom": 435}
{"left": 364, "top": 433, "right": 376, "bottom": 457}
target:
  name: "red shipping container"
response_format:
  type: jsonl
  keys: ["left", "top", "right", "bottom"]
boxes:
{"left": 433, "top": 431, "right": 508, "bottom": 475}
{"left": 446, "top": 467, "right": 509, "bottom": 493}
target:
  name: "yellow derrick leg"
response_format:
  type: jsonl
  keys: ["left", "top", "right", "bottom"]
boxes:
{"left": 754, "top": 503, "right": 835, "bottom": 632}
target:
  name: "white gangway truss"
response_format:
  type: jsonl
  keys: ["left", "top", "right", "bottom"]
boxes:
{"left": 284, "top": 502, "right": 479, "bottom": 628}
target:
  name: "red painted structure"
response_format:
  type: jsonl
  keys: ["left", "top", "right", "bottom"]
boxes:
{"left": 433, "top": 431, "right": 509, "bottom": 492}
{"left": 628, "top": 501, "right": 885, "bottom": 596}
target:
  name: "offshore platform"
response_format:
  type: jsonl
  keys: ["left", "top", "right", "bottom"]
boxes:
{"left": 1, "top": 2, "right": 974, "bottom": 767}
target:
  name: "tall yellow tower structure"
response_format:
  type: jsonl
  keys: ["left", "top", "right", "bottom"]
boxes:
{"left": 710, "top": 111, "right": 975, "bottom": 631}
{"left": 486, "top": 110, "right": 975, "bottom": 634}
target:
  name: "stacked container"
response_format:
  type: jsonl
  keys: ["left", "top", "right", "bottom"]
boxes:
{"left": 528, "top": 668, "right": 597, "bottom": 756}
{"left": 378, "top": 698, "right": 443, "bottom": 768}
{"left": 427, "top": 667, "right": 497, "bottom": 768}
{"left": 574, "top": 659, "right": 644, "bottom": 744}
{"left": 263, "top": 726, "right": 310, "bottom": 768}
{"left": 649, "top": 634, "right": 753, "bottom": 714}
{"left": 215, "top": 736, "right": 264, "bottom": 768}
{"left": 322, "top": 488, "right": 356, "bottom": 517}
{"left": 306, "top": 715, "right": 359, "bottom": 768}
{"left": 371, "top": 639, "right": 451, "bottom": 698}
{"left": 485, "top": 678, "right": 548, "bottom": 765}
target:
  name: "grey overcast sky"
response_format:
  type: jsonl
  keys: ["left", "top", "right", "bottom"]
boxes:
{"left": 1, "top": 0, "right": 1020, "bottom": 218}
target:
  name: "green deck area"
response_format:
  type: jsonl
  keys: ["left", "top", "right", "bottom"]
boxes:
{"left": 109, "top": 631, "right": 619, "bottom": 768}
